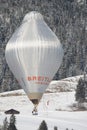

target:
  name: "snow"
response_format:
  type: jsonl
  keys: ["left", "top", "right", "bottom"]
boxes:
{"left": 47, "top": 75, "right": 84, "bottom": 92}
{"left": 0, "top": 76, "right": 87, "bottom": 130}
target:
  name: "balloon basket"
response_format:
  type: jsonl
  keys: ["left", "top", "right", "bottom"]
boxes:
{"left": 32, "top": 106, "right": 38, "bottom": 115}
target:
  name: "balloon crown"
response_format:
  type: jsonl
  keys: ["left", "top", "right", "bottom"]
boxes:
{"left": 22, "top": 11, "right": 43, "bottom": 23}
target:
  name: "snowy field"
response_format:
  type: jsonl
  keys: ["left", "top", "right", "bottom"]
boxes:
{"left": 0, "top": 76, "right": 87, "bottom": 130}
{"left": 0, "top": 88, "right": 87, "bottom": 130}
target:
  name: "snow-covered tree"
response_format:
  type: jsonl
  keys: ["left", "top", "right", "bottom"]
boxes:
{"left": 38, "top": 120, "right": 48, "bottom": 130}
{"left": 75, "top": 78, "right": 85, "bottom": 103}
{"left": 8, "top": 114, "right": 17, "bottom": 130}
{"left": 2, "top": 117, "right": 8, "bottom": 130}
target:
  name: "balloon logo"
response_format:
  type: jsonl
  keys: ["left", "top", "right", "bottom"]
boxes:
{"left": 5, "top": 11, "right": 63, "bottom": 114}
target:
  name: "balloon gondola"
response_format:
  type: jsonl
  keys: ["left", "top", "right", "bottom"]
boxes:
{"left": 5, "top": 11, "right": 63, "bottom": 115}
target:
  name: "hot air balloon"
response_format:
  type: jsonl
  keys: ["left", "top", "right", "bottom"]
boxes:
{"left": 5, "top": 11, "right": 63, "bottom": 115}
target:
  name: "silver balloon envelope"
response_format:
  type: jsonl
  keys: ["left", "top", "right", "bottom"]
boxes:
{"left": 5, "top": 11, "right": 63, "bottom": 106}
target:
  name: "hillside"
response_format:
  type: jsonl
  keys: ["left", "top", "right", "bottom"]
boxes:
{"left": 0, "top": 0, "right": 87, "bottom": 92}
{"left": 0, "top": 75, "right": 87, "bottom": 130}
{"left": 0, "top": 89, "right": 87, "bottom": 130}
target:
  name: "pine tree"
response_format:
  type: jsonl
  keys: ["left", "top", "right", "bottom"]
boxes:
{"left": 54, "top": 126, "right": 58, "bottom": 130}
{"left": 75, "top": 78, "right": 85, "bottom": 103}
{"left": 8, "top": 114, "right": 17, "bottom": 130}
{"left": 38, "top": 120, "right": 48, "bottom": 130}
{"left": 2, "top": 117, "right": 8, "bottom": 130}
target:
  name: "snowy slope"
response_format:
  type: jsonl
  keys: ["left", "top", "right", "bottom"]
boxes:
{"left": 0, "top": 75, "right": 87, "bottom": 130}
{"left": 0, "top": 90, "right": 87, "bottom": 130}
{"left": 47, "top": 75, "right": 83, "bottom": 92}
{"left": 0, "top": 90, "right": 75, "bottom": 112}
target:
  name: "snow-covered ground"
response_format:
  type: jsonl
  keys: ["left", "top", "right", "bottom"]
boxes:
{"left": 0, "top": 89, "right": 87, "bottom": 130}
{"left": 0, "top": 76, "right": 87, "bottom": 130}
{"left": 47, "top": 75, "right": 84, "bottom": 92}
